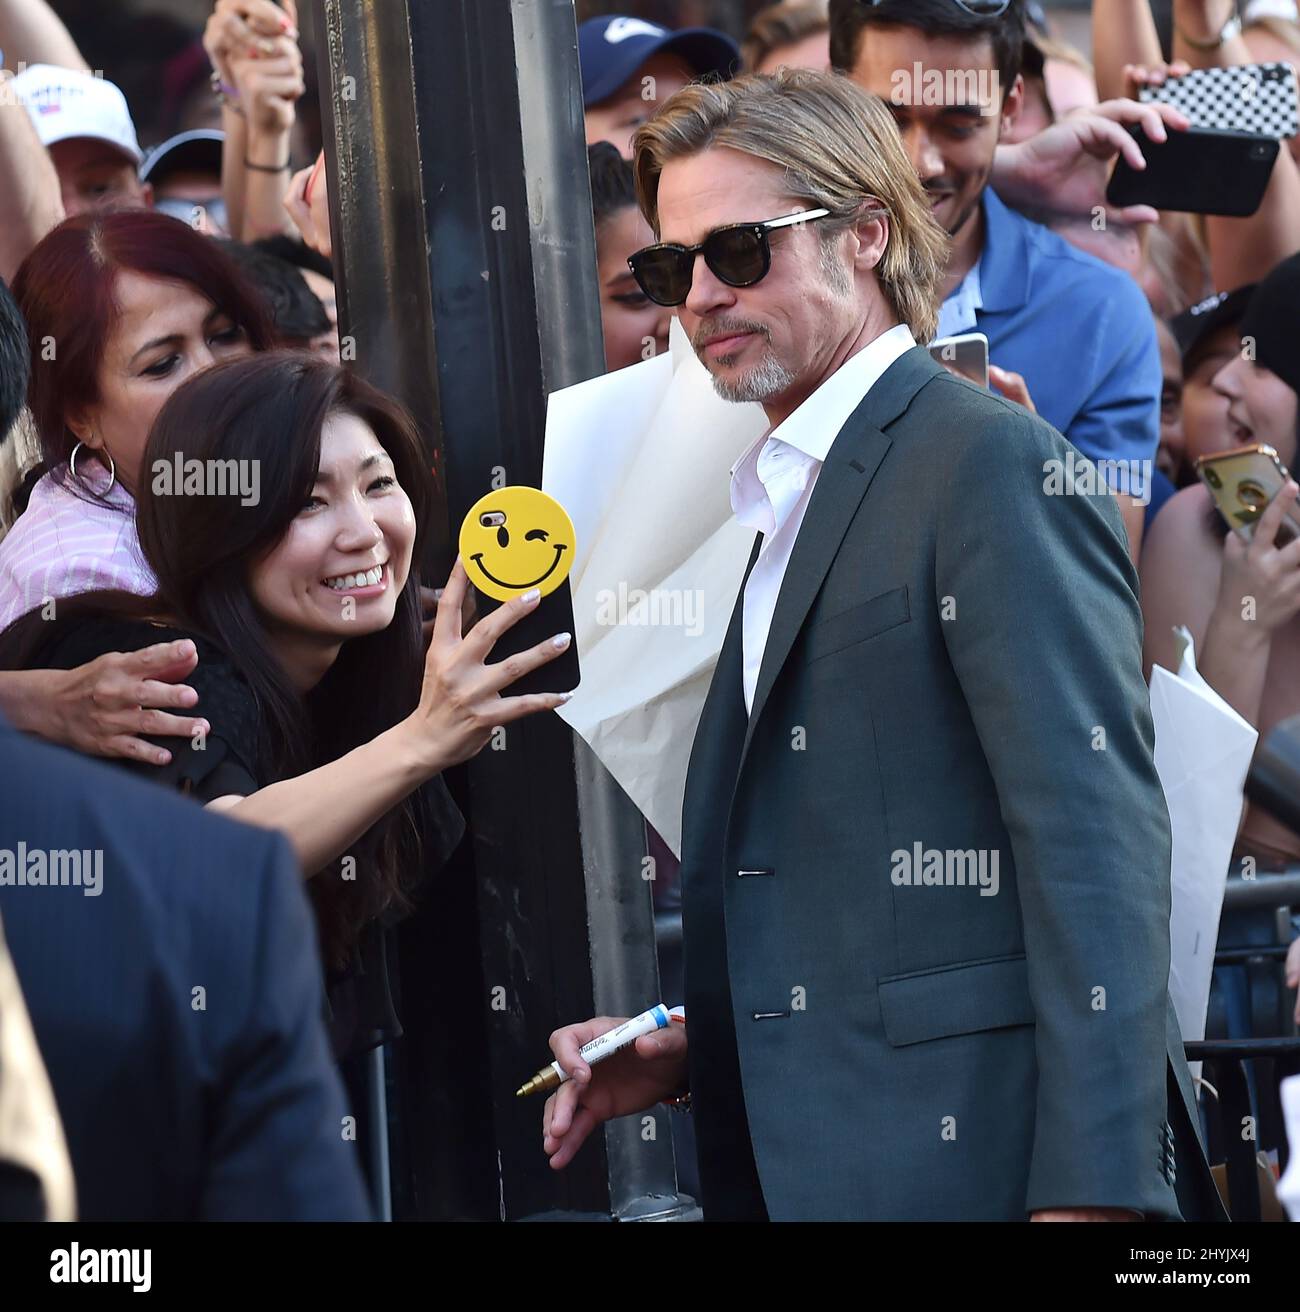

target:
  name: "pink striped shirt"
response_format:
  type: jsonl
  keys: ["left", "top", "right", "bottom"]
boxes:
{"left": 0, "top": 464, "right": 157, "bottom": 632}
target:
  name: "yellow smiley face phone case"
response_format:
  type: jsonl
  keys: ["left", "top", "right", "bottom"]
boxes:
{"left": 458, "top": 487, "right": 580, "bottom": 695}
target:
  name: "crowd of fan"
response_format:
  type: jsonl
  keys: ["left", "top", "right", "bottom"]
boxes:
{"left": 0, "top": 0, "right": 1298, "bottom": 1219}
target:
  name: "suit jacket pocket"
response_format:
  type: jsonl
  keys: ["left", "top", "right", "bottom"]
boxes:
{"left": 877, "top": 953, "right": 1034, "bottom": 1047}
{"left": 804, "top": 585, "right": 910, "bottom": 664}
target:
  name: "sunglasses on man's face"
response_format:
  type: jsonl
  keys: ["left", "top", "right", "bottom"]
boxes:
{"left": 628, "top": 208, "right": 833, "bottom": 307}
{"left": 863, "top": 0, "right": 1011, "bottom": 14}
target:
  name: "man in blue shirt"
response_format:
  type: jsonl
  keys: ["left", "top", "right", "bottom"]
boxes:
{"left": 830, "top": 0, "right": 1159, "bottom": 556}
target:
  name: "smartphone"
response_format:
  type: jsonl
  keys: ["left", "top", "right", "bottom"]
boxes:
{"left": 473, "top": 581, "right": 581, "bottom": 696}
{"left": 1195, "top": 444, "right": 1300, "bottom": 545}
{"left": 1139, "top": 62, "right": 1299, "bottom": 140}
{"left": 929, "top": 332, "right": 989, "bottom": 388}
{"left": 1106, "top": 124, "right": 1278, "bottom": 217}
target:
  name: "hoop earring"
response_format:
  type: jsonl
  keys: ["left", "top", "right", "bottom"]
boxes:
{"left": 69, "top": 441, "right": 116, "bottom": 499}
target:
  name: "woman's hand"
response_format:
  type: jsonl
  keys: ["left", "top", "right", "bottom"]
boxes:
{"left": 230, "top": 35, "right": 305, "bottom": 138}
{"left": 284, "top": 151, "right": 331, "bottom": 258}
{"left": 404, "top": 558, "right": 572, "bottom": 770}
{"left": 1121, "top": 59, "right": 1191, "bottom": 102}
{"left": 203, "top": 0, "right": 297, "bottom": 90}
{"left": 1213, "top": 481, "right": 1300, "bottom": 638}
{"left": 11, "top": 641, "right": 209, "bottom": 765}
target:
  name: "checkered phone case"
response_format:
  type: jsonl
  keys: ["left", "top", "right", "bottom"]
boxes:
{"left": 1140, "top": 62, "right": 1299, "bottom": 139}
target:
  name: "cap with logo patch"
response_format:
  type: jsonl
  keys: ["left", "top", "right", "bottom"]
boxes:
{"left": 578, "top": 15, "right": 740, "bottom": 108}
{"left": 11, "top": 63, "right": 142, "bottom": 166}
{"left": 1170, "top": 286, "right": 1254, "bottom": 369}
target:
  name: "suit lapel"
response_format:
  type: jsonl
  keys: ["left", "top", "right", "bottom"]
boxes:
{"left": 739, "top": 346, "right": 944, "bottom": 768}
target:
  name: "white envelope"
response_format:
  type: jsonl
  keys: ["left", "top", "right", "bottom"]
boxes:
{"left": 1150, "top": 627, "right": 1258, "bottom": 1060}
{"left": 543, "top": 318, "right": 766, "bottom": 856}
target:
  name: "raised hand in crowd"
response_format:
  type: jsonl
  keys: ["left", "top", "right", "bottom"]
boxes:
{"left": 0, "top": 0, "right": 88, "bottom": 72}
{"left": 1095, "top": 0, "right": 1300, "bottom": 293}
{"left": 285, "top": 150, "right": 331, "bottom": 259}
{"left": 0, "top": 66, "right": 62, "bottom": 281}
{"left": 1200, "top": 483, "right": 1300, "bottom": 723}
{"left": 992, "top": 95, "right": 1190, "bottom": 225}
{"left": 227, "top": 14, "right": 305, "bottom": 238}
{"left": 204, "top": 0, "right": 301, "bottom": 242}
{"left": 1120, "top": 57, "right": 1192, "bottom": 98}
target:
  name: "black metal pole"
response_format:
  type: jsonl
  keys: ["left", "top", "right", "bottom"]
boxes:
{"left": 316, "top": 0, "right": 694, "bottom": 1221}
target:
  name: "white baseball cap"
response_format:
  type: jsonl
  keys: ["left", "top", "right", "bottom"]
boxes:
{"left": 10, "top": 64, "right": 143, "bottom": 166}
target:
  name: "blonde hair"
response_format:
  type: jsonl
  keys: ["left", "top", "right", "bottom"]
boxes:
{"left": 631, "top": 68, "right": 948, "bottom": 343}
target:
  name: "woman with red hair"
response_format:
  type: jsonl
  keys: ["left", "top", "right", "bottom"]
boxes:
{"left": 0, "top": 211, "right": 273, "bottom": 764}
{"left": 0, "top": 210, "right": 274, "bottom": 631}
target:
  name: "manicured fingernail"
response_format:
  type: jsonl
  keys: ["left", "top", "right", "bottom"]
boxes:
{"left": 433, "top": 588, "right": 444, "bottom": 601}
{"left": 522, "top": 588, "right": 541, "bottom": 604}
{"left": 557, "top": 691, "right": 573, "bottom": 703}
{"left": 552, "top": 632, "right": 571, "bottom": 649}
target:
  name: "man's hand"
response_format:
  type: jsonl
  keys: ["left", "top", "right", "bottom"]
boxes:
{"left": 542, "top": 1016, "right": 688, "bottom": 1170}
{"left": 1031, "top": 1207, "right": 1141, "bottom": 1221}
{"left": 4, "top": 641, "right": 208, "bottom": 765}
{"left": 993, "top": 97, "right": 1190, "bottom": 225}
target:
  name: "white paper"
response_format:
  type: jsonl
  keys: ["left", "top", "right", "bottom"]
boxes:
{"left": 542, "top": 319, "right": 767, "bottom": 855}
{"left": 1278, "top": 1074, "right": 1300, "bottom": 1221}
{"left": 1150, "top": 628, "right": 1258, "bottom": 1064}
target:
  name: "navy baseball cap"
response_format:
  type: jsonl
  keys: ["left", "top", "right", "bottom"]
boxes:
{"left": 579, "top": 14, "right": 740, "bottom": 108}
{"left": 1171, "top": 286, "right": 1254, "bottom": 365}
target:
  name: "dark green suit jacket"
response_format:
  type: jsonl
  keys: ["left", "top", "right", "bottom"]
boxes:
{"left": 679, "top": 346, "right": 1227, "bottom": 1221}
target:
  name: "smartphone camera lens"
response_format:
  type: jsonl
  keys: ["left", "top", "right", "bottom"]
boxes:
{"left": 1239, "top": 479, "right": 1268, "bottom": 510}
{"left": 1250, "top": 143, "right": 1271, "bottom": 160}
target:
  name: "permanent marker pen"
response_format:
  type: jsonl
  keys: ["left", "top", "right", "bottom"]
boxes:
{"left": 516, "top": 1003, "right": 685, "bottom": 1097}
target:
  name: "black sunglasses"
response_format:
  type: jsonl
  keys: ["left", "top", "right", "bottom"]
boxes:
{"left": 864, "top": 0, "right": 1011, "bottom": 13}
{"left": 628, "top": 208, "right": 833, "bottom": 307}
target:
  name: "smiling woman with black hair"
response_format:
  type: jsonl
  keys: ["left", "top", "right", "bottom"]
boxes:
{"left": 0, "top": 351, "right": 572, "bottom": 1053}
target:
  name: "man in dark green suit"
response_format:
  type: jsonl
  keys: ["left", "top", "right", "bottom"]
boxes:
{"left": 542, "top": 68, "right": 1225, "bottom": 1222}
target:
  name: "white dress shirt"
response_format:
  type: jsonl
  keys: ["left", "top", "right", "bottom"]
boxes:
{"left": 729, "top": 322, "right": 916, "bottom": 714}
